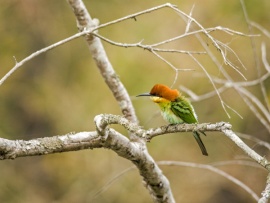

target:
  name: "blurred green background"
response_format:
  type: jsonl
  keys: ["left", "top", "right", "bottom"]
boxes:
{"left": 0, "top": 0, "right": 269, "bottom": 202}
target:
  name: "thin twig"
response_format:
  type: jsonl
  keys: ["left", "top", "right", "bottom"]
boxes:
{"left": 237, "top": 132, "right": 270, "bottom": 151}
{"left": 89, "top": 166, "right": 136, "bottom": 200}
{"left": 188, "top": 53, "right": 233, "bottom": 118}
{"left": 211, "top": 160, "right": 264, "bottom": 169}
{"left": 240, "top": 0, "right": 270, "bottom": 118}
{"left": 170, "top": 5, "right": 249, "bottom": 80}
{"left": 0, "top": 30, "right": 89, "bottom": 86}
{"left": 180, "top": 85, "right": 228, "bottom": 102}
{"left": 251, "top": 21, "right": 270, "bottom": 38}
{"left": 92, "top": 32, "right": 205, "bottom": 54}
{"left": 185, "top": 4, "right": 195, "bottom": 33}
{"left": 90, "top": 159, "right": 263, "bottom": 201}
{"left": 261, "top": 43, "right": 270, "bottom": 111}
{"left": 93, "top": 3, "right": 177, "bottom": 31}
{"left": 151, "top": 27, "right": 258, "bottom": 48}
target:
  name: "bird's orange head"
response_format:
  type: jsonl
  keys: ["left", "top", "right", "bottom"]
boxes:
{"left": 137, "top": 84, "right": 180, "bottom": 101}
{"left": 150, "top": 84, "right": 179, "bottom": 101}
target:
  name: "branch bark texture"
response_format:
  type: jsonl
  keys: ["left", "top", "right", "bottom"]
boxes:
{"left": 259, "top": 173, "right": 270, "bottom": 203}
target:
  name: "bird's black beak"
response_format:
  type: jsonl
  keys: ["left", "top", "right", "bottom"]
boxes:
{"left": 136, "top": 93, "right": 152, "bottom": 97}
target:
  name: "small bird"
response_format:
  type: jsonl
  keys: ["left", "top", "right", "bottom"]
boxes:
{"left": 137, "top": 84, "right": 208, "bottom": 156}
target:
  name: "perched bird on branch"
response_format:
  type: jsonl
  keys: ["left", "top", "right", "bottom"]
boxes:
{"left": 137, "top": 84, "right": 208, "bottom": 156}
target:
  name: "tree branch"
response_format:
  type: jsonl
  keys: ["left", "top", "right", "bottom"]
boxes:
{"left": 0, "top": 132, "right": 101, "bottom": 159}
{"left": 67, "top": 0, "right": 138, "bottom": 128}
{"left": 259, "top": 173, "right": 270, "bottom": 203}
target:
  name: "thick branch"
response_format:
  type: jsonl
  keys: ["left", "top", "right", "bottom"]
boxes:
{"left": 94, "top": 114, "right": 175, "bottom": 203}
{"left": 0, "top": 117, "right": 176, "bottom": 203}
{"left": 0, "top": 132, "right": 101, "bottom": 159}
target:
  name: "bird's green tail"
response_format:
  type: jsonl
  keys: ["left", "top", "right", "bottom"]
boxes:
{"left": 192, "top": 131, "right": 208, "bottom": 156}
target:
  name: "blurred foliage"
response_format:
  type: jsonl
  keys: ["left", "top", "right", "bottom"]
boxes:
{"left": 0, "top": 0, "right": 270, "bottom": 202}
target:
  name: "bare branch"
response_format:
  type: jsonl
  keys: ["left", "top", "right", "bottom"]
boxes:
{"left": 188, "top": 53, "right": 235, "bottom": 118}
{"left": 158, "top": 161, "right": 259, "bottom": 201}
{"left": 92, "top": 159, "right": 263, "bottom": 201}
{"left": 211, "top": 160, "right": 264, "bottom": 169}
{"left": 150, "top": 27, "right": 257, "bottom": 48}
{"left": 239, "top": 91, "right": 270, "bottom": 133}
{"left": 212, "top": 74, "right": 270, "bottom": 132}
{"left": 215, "top": 39, "right": 247, "bottom": 72}
{"left": 67, "top": 0, "right": 138, "bottom": 130}
{"left": 185, "top": 4, "right": 195, "bottom": 33}
{"left": 0, "top": 131, "right": 102, "bottom": 159}
{"left": 262, "top": 43, "right": 270, "bottom": 73}
{"left": 0, "top": 30, "right": 88, "bottom": 86}
{"left": 180, "top": 85, "right": 228, "bottom": 102}
{"left": 251, "top": 21, "right": 270, "bottom": 39}
{"left": 259, "top": 174, "right": 270, "bottom": 203}
{"left": 261, "top": 43, "right": 270, "bottom": 112}
{"left": 237, "top": 87, "right": 270, "bottom": 123}
{"left": 89, "top": 114, "right": 177, "bottom": 203}
{"left": 90, "top": 166, "right": 136, "bottom": 200}
{"left": 237, "top": 133, "right": 270, "bottom": 151}
{"left": 221, "top": 128, "right": 270, "bottom": 169}
{"left": 92, "top": 3, "right": 177, "bottom": 31}
{"left": 240, "top": 0, "right": 270, "bottom": 125}
{"left": 92, "top": 32, "right": 205, "bottom": 55}
{"left": 170, "top": 5, "right": 249, "bottom": 79}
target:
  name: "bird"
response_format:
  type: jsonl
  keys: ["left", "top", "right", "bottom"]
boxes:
{"left": 137, "top": 84, "right": 208, "bottom": 156}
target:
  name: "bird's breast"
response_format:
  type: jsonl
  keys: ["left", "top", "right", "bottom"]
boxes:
{"left": 160, "top": 109, "right": 184, "bottom": 124}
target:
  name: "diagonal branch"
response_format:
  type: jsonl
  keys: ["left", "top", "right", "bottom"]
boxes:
{"left": 67, "top": 0, "right": 138, "bottom": 128}
{"left": 0, "top": 30, "right": 88, "bottom": 86}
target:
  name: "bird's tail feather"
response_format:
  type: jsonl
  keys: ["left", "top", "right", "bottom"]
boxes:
{"left": 193, "top": 131, "right": 208, "bottom": 156}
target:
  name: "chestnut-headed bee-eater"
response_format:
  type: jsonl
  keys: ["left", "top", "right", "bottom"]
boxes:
{"left": 137, "top": 84, "right": 208, "bottom": 156}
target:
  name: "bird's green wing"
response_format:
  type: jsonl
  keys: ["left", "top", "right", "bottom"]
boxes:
{"left": 171, "top": 98, "right": 198, "bottom": 124}
{"left": 171, "top": 98, "right": 208, "bottom": 156}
